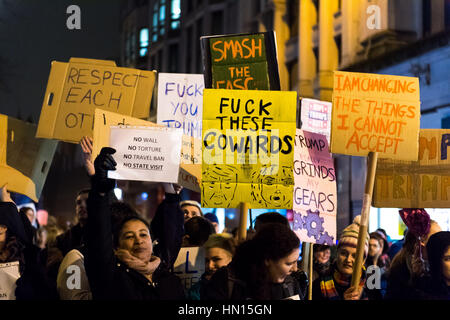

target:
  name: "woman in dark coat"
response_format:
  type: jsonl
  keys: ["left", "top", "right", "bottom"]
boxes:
{"left": 202, "top": 223, "right": 302, "bottom": 300}
{"left": 85, "top": 148, "right": 185, "bottom": 300}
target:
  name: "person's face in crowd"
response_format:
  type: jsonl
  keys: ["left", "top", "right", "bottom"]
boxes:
{"left": 369, "top": 239, "right": 382, "bottom": 258}
{"left": 182, "top": 205, "right": 201, "bottom": 222}
{"left": 205, "top": 247, "right": 232, "bottom": 280}
{"left": 442, "top": 246, "right": 450, "bottom": 286}
{"left": 314, "top": 248, "right": 331, "bottom": 264}
{"left": 266, "top": 248, "right": 300, "bottom": 283}
{"left": 75, "top": 192, "right": 89, "bottom": 226}
{"left": 337, "top": 245, "right": 357, "bottom": 276}
{"left": 25, "top": 209, "right": 35, "bottom": 224}
{"left": 118, "top": 219, "right": 152, "bottom": 262}
{"left": 211, "top": 222, "right": 219, "bottom": 233}
{"left": 36, "top": 229, "right": 48, "bottom": 249}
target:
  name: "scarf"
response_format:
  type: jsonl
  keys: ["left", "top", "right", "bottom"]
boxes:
{"left": 115, "top": 249, "right": 161, "bottom": 280}
{"left": 319, "top": 264, "right": 366, "bottom": 300}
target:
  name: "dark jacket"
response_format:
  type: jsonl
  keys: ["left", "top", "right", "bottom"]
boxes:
{"left": 150, "top": 193, "right": 184, "bottom": 268}
{"left": 202, "top": 266, "right": 304, "bottom": 300}
{"left": 85, "top": 191, "right": 185, "bottom": 300}
{"left": 0, "top": 202, "right": 57, "bottom": 300}
{"left": 56, "top": 223, "right": 85, "bottom": 256}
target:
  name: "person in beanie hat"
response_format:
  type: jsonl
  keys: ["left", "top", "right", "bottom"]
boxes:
{"left": 180, "top": 200, "right": 203, "bottom": 222}
{"left": 312, "top": 215, "right": 369, "bottom": 300}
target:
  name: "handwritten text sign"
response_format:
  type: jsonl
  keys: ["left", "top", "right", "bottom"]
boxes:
{"left": 93, "top": 109, "right": 201, "bottom": 192}
{"left": 36, "top": 58, "right": 156, "bottom": 143}
{"left": 173, "top": 247, "right": 205, "bottom": 291}
{"left": 0, "top": 262, "right": 20, "bottom": 300}
{"left": 331, "top": 71, "right": 420, "bottom": 160}
{"left": 157, "top": 73, "right": 204, "bottom": 139}
{"left": 300, "top": 98, "right": 332, "bottom": 145}
{"left": 108, "top": 126, "right": 182, "bottom": 183}
{"left": 374, "top": 129, "right": 450, "bottom": 208}
{"left": 202, "top": 89, "right": 296, "bottom": 209}
{"left": 292, "top": 130, "right": 336, "bottom": 245}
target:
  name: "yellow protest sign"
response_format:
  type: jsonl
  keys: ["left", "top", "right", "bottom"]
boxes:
{"left": 331, "top": 71, "right": 420, "bottom": 160}
{"left": 373, "top": 129, "right": 450, "bottom": 208}
{"left": 92, "top": 109, "right": 201, "bottom": 192}
{"left": 0, "top": 115, "right": 58, "bottom": 202}
{"left": 202, "top": 89, "right": 296, "bottom": 209}
{"left": 36, "top": 58, "right": 156, "bottom": 143}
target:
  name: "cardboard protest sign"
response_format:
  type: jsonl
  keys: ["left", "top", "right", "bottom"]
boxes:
{"left": 300, "top": 98, "right": 332, "bottom": 145}
{"left": 292, "top": 130, "right": 336, "bottom": 245}
{"left": 157, "top": 73, "right": 204, "bottom": 139}
{"left": 331, "top": 71, "right": 420, "bottom": 161}
{"left": 202, "top": 89, "right": 297, "bottom": 209}
{"left": 201, "top": 32, "right": 280, "bottom": 90}
{"left": 373, "top": 129, "right": 450, "bottom": 208}
{"left": 172, "top": 247, "right": 205, "bottom": 291}
{"left": 36, "top": 58, "right": 156, "bottom": 143}
{"left": 108, "top": 126, "right": 183, "bottom": 183}
{"left": 0, "top": 262, "right": 20, "bottom": 300}
{"left": 0, "top": 115, "right": 57, "bottom": 202}
{"left": 92, "top": 109, "right": 201, "bottom": 191}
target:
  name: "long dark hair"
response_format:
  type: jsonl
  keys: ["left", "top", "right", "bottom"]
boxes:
{"left": 230, "top": 223, "right": 299, "bottom": 299}
{"left": 0, "top": 231, "right": 25, "bottom": 274}
{"left": 426, "top": 231, "right": 450, "bottom": 296}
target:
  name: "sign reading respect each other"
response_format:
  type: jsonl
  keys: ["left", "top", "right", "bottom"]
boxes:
{"left": 331, "top": 71, "right": 420, "bottom": 161}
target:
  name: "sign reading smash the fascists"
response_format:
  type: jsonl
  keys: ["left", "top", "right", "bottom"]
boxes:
{"left": 373, "top": 129, "right": 450, "bottom": 208}
{"left": 201, "top": 32, "right": 280, "bottom": 90}
{"left": 92, "top": 109, "right": 201, "bottom": 192}
{"left": 172, "top": 247, "right": 205, "bottom": 292}
{"left": 36, "top": 58, "right": 156, "bottom": 143}
{"left": 0, "top": 115, "right": 58, "bottom": 202}
{"left": 292, "top": 130, "right": 336, "bottom": 245}
{"left": 331, "top": 71, "right": 420, "bottom": 161}
{"left": 108, "top": 126, "right": 183, "bottom": 183}
{"left": 300, "top": 98, "right": 332, "bottom": 146}
{"left": 157, "top": 73, "right": 204, "bottom": 139}
{"left": 202, "top": 89, "right": 296, "bottom": 209}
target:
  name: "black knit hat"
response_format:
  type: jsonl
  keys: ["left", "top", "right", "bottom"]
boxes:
{"left": 426, "top": 231, "right": 450, "bottom": 283}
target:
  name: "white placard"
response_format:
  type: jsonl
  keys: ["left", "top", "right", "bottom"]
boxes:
{"left": 0, "top": 261, "right": 20, "bottom": 300}
{"left": 173, "top": 247, "right": 205, "bottom": 291}
{"left": 108, "top": 126, "right": 183, "bottom": 183}
{"left": 300, "top": 98, "right": 332, "bottom": 145}
{"left": 157, "top": 73, "right": 204, "bottom": 139}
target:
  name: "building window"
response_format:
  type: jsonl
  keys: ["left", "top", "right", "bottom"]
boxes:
{"left": 159, "top": 0, "right": 166, "bottom": 37}
{"left": 139, "top": 28, "right": 149, "bottom": 57}
{"left": 151, "top": 0, "right": 167, "bottom": 42}
{"left": 171, "top": 0, "right": 181, "bottom": 29}
{"left": 152, "top": 2, "right": 158, "bottom": 42}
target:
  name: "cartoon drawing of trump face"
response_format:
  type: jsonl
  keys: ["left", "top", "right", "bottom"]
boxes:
{"left": 250, "top": 165, "right": 293, "bottom": 208}
{"left": 202, "top": 165, "right": 238, "bottom": 207}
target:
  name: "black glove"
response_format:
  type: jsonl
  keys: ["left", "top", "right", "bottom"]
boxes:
{"left": 91, "top": 147, "right": 117, "bottom": 193}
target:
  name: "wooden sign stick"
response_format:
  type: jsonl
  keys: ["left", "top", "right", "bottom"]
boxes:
{"left": 238, "top": 202, "right": 250, "bottom": 242}
{"left": 351, "top": 151, "right": 378, "bottom": 287}
{"left": 308, "top": 242, "right": 314, "bottom": 300}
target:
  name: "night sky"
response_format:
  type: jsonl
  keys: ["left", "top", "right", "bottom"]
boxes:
{"left": 0, "top": 0, "right": 122, "bottom": 123}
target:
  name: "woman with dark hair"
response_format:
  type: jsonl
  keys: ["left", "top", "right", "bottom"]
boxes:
{"left": 84, "top": 148, "right": 185, "bottom": 300}
{"left": 203, "top": 223, "right": 302, "bottom": 300}
{"left": 365, "top": 232, "right": 391, "bottom": 300}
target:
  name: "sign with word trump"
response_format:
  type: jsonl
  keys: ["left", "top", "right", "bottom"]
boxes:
{"left": 374, "top": 129, "right": 450, "bottom": 208}
{"left": 92, "top": 109, "right": 201, "bottom": 192}
{"left": 36, "top": 58, "right": 156, "bottom": 143}
{"left": 292, "top": 130, "right": 336, "bottom": 245}
{"left": 157, "top": 73, "right": 204, "bottom": 139}
{"left": 108, "top": 126, "right": 183, "bottom": 183}
{"left": 202, "top": 89, "right": 296, "bottom": 209}
{"left": 331, "top": 71, "right": 420, "bottom": 161}
{"left": 201, "top": 32, "right": 280, "bottom": 90}
{"left": 0, "top": 115, "right": 58, "bottom": 202}
{"left": 172, "top": 247, "right": 205, "bottom": 291}
{"left": 300, "top": 98, "right": 332, "bottom": 145}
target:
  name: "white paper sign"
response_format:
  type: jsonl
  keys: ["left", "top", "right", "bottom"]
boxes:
{"left": 0, "top": 261, "right": 20, "bottom": 300}
{"left": 300, "top": 98, "right": 332, "bottom": 145}
{"left": 157, "top": 73, "right": 204, "bottom": 139}
{"left": 172, "top": 247, "right": 205, "bottom": 291}
{"left": 108, "top": 126, "right": 183, "bottom": 183}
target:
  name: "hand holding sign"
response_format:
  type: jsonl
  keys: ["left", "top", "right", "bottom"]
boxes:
{"left": 91, "top": 147, "right": 117, "bottom": 193}
{"left": 80, "top": 136, "right": 95, "bottom": 176}
{"left": 0, "top": 184, "right": 14, "bottom": 204}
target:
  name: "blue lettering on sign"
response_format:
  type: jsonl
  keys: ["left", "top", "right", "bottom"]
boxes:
{"left": 165, "top": 82, "right": 204, "bottom": 97}
{"left": 170, "top": 102, "right": 198, "bottom": 116}
{"left": 185, "top": 251, "right": 198, "bottom": 274}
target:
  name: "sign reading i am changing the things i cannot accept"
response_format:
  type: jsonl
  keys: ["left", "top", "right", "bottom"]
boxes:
{"left": 202, "top": 89, "right": 296, "bottom": 209}
{"left": 292, "top": 130, "right": 336, "bottom": 245}
{"left": 107, "top": 126, "right": 183, "bottom": 183}
{"left": 331, "top": 71, "right": 420, "bottom": 161}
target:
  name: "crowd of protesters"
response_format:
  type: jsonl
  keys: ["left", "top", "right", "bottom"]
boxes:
{"left": 0, "top": 139, "right": 449, "bottom": 301}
